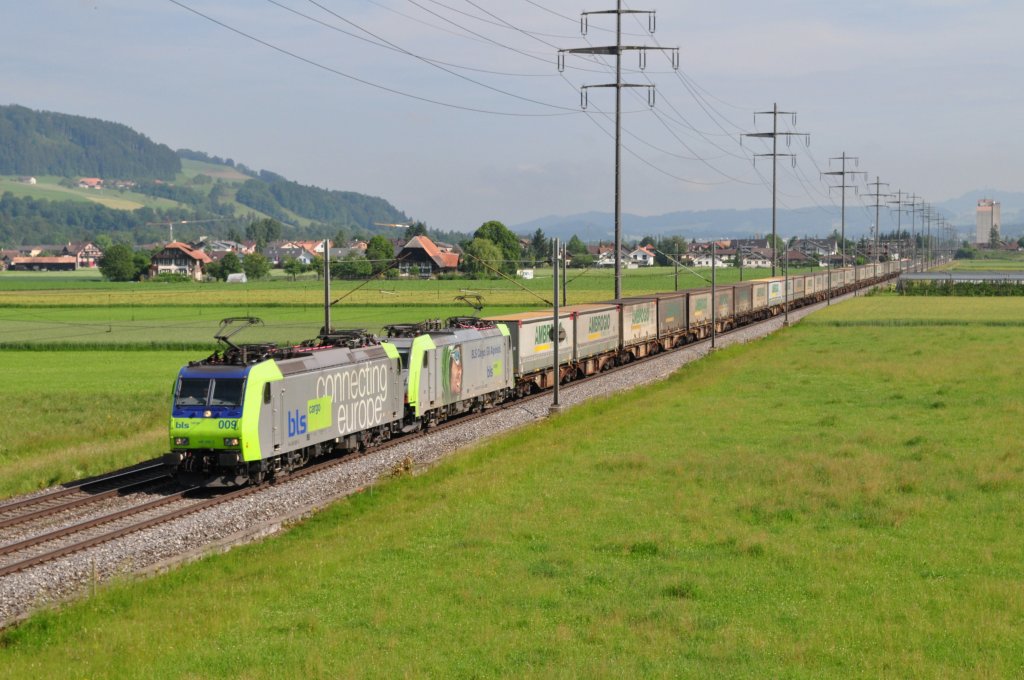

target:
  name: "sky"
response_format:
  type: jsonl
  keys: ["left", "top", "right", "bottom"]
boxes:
{"left": 2, "top": 0, "right": 1023, "bottom": 235}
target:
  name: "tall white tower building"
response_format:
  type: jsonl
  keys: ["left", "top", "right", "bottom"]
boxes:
{"left": 976, "top": 199, "right": 1001, "bottom": 245}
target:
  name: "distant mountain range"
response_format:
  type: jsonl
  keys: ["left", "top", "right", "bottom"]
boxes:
{"left": 512, "top": 191, "right": 1024, "bottom": 242}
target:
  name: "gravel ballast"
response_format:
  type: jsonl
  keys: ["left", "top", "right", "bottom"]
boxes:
{"left": 0, "top": 292, "right": 864, "bottom": 628}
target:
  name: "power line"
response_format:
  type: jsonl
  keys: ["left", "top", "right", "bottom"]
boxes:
{"left": 821, "top": 152, "right": 866, "bottom": 265}
{"left": 557, "top": 1, "right": 679, "bottom": 299}
{"left": 863, "top": 176, "right": 891, "bottom": 262}
{"left": 741, "top": 104, "right": 809, "bottom": 275}
{"left": 167, "top": 0, "right": 575, "bottom": 117}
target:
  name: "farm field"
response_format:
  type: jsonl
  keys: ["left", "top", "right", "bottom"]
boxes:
{"left": 0, "top": 304, "right": 526, "bottom": 348}
{"left": 1, "top": 296, "right": 1021, "bottom": 676}
{"left": 0, "top": 351, "right": 195, "bottom": 498}
{"left": 0, "top": 175, "right": 181, "bottom": 210}
{"left": 941, "top": 254, "right": 1024, "bottom": 271}
{"left": 0, "top": 264, "right": 820, "bottom": 308}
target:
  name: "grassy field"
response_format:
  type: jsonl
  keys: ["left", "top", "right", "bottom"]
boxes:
{"left": 0, "top": 265, "right": 819, "bottom": 308}
{"left": 177, "top": 158, "right": 250, "bottom": 183}
{"left": 1, "top": 296, "right": 1021, "bottom": 676}
{"left": 941, "top": 253, "right": 1024, "bottom": 271}
{"left": 0, "top": 351, "right": 194, "bottom": 498}
{"left": 0, "top": 304, "right": 527, "bottom": 347}
{"left": 0, "top": 175, "right": 181, "bottom": 210}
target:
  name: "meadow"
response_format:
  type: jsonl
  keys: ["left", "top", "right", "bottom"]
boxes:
{"left": 0, "top": 175, "right": 182, "bottom": 211}
{"left": 1, "top": 296, "right": 1021, "bottom": 677}
{"left": 942, "top": 253, "right": 1024, "bottom": 271}
{"left": 0, "top": 351, "right": 194, "bottom": 498}
{"left": 0, "top": 264, "right": 816, "bottom": 308}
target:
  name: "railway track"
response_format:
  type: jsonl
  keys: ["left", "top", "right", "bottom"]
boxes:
{"left": 0, "top": 464, "right": 171, "bottom": 531}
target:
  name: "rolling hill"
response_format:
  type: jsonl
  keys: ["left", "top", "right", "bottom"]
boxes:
{"left": 0, "top": 105, "right": 409, "bottom": 246}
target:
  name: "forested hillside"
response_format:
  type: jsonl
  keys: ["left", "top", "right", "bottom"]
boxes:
{"left": 0, "top": 105, "right": 180, "bottom": 180}
{"left": 0, "top": 105, "right": 414, "bottom": 246}
{"left": 235, "top": 171, "right": 407, "bottom": 228}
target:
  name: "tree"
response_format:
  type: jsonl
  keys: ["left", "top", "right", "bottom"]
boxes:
{"left": 220, "top": 251, "right": 242, "bottom": 276}
{"left": 567, "top": 234, "right": 588, "bottom": 256}
{"left": 133, "top": 249, "right": 154, "bottom": 280}
{"left": 570, "top": 253, "right": 595, "bottom": 269}
{"left": 282, "top": 257, "right": 305, "bottom": 281}
{"left": 404, "top": 222, "right": 429, "bottom": 240}
{"left": 246, "top": 218, "right": 283, "bottom": 251}
{"left": 94, "top": 234, "right": 113, "bottom": 252}
{"left": 529, "top": 228, "right": 549, "bottom": 264}
{"left": 99, "top": 243, "right": 139, "bottom": 281}
{"left": 205, "top": 259, "right": 223, "bottom": 281}
{"left": 366, "top": 235, "right": 394, "bottom": 273}
{"left": 309, "top": 254, "right": 324, "bottom": 280}
{"left": 331, "top": 252, "right": 371, "bottom": 279}
{"left": 242, "top": 252, "right": 271, "bottom": 280}
{"left": 462, "top": 238, "right": 503, "bottom": 278}
{"left": 473, "top": 220, "right": 521, "bottom": 272}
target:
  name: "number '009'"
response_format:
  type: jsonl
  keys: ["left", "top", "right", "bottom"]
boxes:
{"left": 218, "top": 419, "right": 238, "bottom": 429}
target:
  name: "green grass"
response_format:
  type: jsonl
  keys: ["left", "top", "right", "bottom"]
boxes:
{"left": 178, "top": 158, "right": 250, "bottom": 183}
{"left": 942, "top": 254, "right": 1024, "bottom": 271}
{"left": 1, "top": 296, "right": 1022, "bottom": 676}
{"left": 0, "top": 351, "right": 194, "bottom": 497}
{"left": 0, "top": 175, "right": 181, "bottom": 210}
{"left": 0, "top": 265, "right": 820, "bottom": 308}
{"left": 0, "top": 304, "right": 526, "bottom": 347}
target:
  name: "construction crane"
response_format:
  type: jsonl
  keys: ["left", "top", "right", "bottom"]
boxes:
{"left": 373, "top": 221, "right": 412, "bottom": 229}
{"left": 146, "top": 217, "right": 233, "bottom": 243}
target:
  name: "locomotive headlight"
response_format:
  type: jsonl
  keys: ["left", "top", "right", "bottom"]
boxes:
{"left": 223, "top": 437, "right": 240, "bottom": 447}
{"left": 174, "top": 437, "right": 190, "bottom": 446}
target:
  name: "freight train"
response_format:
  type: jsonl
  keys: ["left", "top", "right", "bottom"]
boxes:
{"left": 165, "top": 261, "right": 904, "bottom": 486}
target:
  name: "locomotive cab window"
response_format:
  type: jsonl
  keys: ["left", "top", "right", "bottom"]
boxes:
{"left": 175, "top": 377, "right": 244, "bottom": 407}
{"left": 175, "top": 378, "right": 210, "bottom": 406}
{"left": 263, "top": 383, "right": 271, "bottom": 404}
{"left": 210, "top": 379, "right": 245, "bottom": 406}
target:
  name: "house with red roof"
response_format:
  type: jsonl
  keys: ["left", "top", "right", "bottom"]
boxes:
{"left": 149, "top": 241, "right": 212, "bottom": 281}
{"left": 63, "top": 242, "right": 103, "bottom": 268}
{"left": 395, "top": 235, "right": 460, "bottom": 277}
{"left": 9, "top": 256, "right": 78, "bottom": 271}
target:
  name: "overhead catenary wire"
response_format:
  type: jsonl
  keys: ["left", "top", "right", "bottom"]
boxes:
{"left": 167, "top": 0, "right": 577, "bottom": 117}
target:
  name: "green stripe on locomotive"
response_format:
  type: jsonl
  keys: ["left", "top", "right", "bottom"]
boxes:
{"left": 240, "top": 360, "right": 284, "bottom": 461}
{"left": 406, "top": 334, "right": 437, "bottom": 418}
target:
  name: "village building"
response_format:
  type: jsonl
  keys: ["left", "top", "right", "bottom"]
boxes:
{"left": 0, "top": 249, "right": 18, "bottom": 270}
{"left": 9, "top": 256, "right": 78, "bottom": 271}
{"left": 62, "top": 242, "right": 103, "bottom": 268}
{"left": 628, "top": 245, "right": 657, "bottom": 266}
{"left": 286, "top": 240, "right": 332, "bottom": 255}
{"left": 77, "top": 177, "right": 103, "bottom": 189}
{"left": 395, "top": 235, "right": 460, "bottom": 277}
{"left": 264, "top": 244, "right": 317, "bottom": 266}
{"left": 738, "top": 248, "right": 772, "bottom": 269}
{"left": 791, "top": 238, "right": 836, "bottom": 259}
{"left": 584, "top": 244, "right": 629, "bottom": 267}
{"left": 691, "top": 252, "right": 731, "bottom": 268}
{"left": 148, "top": 241, "right": 212, "bottom": 281}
